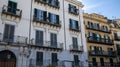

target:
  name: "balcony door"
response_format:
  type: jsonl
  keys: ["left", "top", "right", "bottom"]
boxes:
{"left": 51, "top": 53, "right": 58, "bottom": 65}
{"left": 100, "top": 58, "right": 104, "bottom": 66}
{"left": 0, "top": 50, "right": 16, "bottom": 67}
{"left": 73, "top": 55, "right": 79, "bottom": 66}
{"left": 92, "top": 58, "right": 97, "bottom": 66}
{"left": 3, "top": 24, "right": 15, "bottom": 42}
{"left": 72, "top": 37, "right": 78, "bottom": 50}
{"left": 50, "top": 33, "right": 57, "bottom": 48}
{"left": 35, "top": 30, "right": 43, "bottom": 46}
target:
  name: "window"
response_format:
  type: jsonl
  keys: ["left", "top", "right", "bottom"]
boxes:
{"left": 35, "top": 30, "right": 43, "bottom": 46}
{"left": 109, "top": 58, "right": 113, "bottom": 66}
{"left": 89, "top": 32, "right": 101, "bottom": 42}
{"left": 36, "top": 52, "right": 43, "bottom": 66}
{"left": 107, "top": 48, "right": 113, "bottom": 55}
{"left": 48, "top": 0, "right": 59, "bottom": 7}
{"left": 100, "top": 58, "right": 104, "bottom": 66}
{"left": 92, "top": 58, "right": 97, "bottom": 66}
{"left": 34, "top": 9, "right": 47, "bottom": 22}
{"left": 87, "top": 21, "right": 94, "bottom": 29}
{"left": 50, "top": 33, "right": 57, "bottom": 48}
{"left": 51, "top": 53, "right": 58, "bottom": 65}
{"left": 116, "top": 45, "right": 120, "bottom": 54}
{"left": 90, "top": 46, "right": 102, "bottom": 54}
{"left": 101, "top": 26, "right": 108, "bottom": 31}
{"left": 69, "top": 4, "right": 78, "bottom": 15}
{"left": 94, "top": 23, "right": 99, "bottom": 30}
{"left": 49, "top": 13, "right": 59, "bottom": 24}
{"left": 96, "top": 34, "right": 101, "bottom": 42}
{"left": 73, "top": 55, "right": 79, "bottom": 66}
{"left": 8, "top": 1, "right": 17, "bottom": 14}
{"left": 69, "top": 19, "right": 79, "bottom": 30}
{"left": 3, "top": 24, "right": 15, "bottom": 42}
{"left": 72, "top": 37, "right": 78, "bottom": 50}
{"left": 104, "top": 35, "right": 110, "bottom": 43}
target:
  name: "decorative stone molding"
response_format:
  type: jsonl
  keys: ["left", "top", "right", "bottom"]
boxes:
{"left": 65, "top": 0, "right": 84, "bottom": 7}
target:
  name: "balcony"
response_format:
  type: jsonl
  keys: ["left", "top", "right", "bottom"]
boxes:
{"left": 29, "top": 59, "right": 62, "bottom": 67}
{"left": 30, "top": 39, "right": 63, "bottom": 51}
{"left": 69, "top": 9, "right": 79, "bottom": 15}
{"left": 69, "top": 27, "right": 80, "bottom": 32}
{"left": 2, "top": 5, "right": 22, "bottom": 18}
{"left": 89, "top": 50, "right": 116, "bottom": 57}
{"left": 89, "top": 62, "right": 117, "bottom": 67}
{"left": 87, "top": 37, "right": 114, "bottom": 45}
{"left": 35, "top": 0, "right": 60, "bottom": 9}
{"left": 69, "top": 45, "right": 83, "bottom": 53}
{"left": 48, "top": 21, "right": 61, "bottom": 27}
{"left": 48, "top": 1, "right": 60, "bottom": 9}
{"left": 0, "top": 33, "right": 28, "bottom": 46}
{"left": 33, "top": 16, "right": 61, "bottom": 27}
{"left": 35, "top": 0, "right": 47, "bottom": 4}
{"left": 62, "top": 61, "right": 84, "bottom": 67}
{"left": 86, "top": 25, "right": 111, "bottom": 33}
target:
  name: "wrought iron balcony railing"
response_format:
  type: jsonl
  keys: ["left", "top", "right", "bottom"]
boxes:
{"left": 89, "top": 50, "right": 116, "bottom": 57}
{"left": 33, "top": 16, "right": 61, "bottom": 27}
{"left": 87, "top": 37, "right": 114, "bottom": 45}
{"left": 86, "top": 25, "right": 111, "bottom": 33}
{"left": 89, "top": 62, "right": 117, "bottom": 67}
{"left": 30, "top": 39, "right": 63, "bottom": 49}
{"left": 0, "top": 33, "right": 28, "bottom": 45}
{"left": 69, "top": 45, "right": 83, "bottom": 52}
{"left": 2, "top": 5, "right": 22, "bottom": 18}
{"left": 29, "top": 59, "right": 63, "bottom": 67}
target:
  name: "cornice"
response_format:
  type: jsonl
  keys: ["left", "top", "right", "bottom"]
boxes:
{"left": 83, "top": 13, "right": 108, "bottom": 23}
{"left": 65, "top": 0, "right": 84, "bottom": 8}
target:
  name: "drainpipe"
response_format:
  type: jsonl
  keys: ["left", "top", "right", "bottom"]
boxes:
{"left": 29, "top": 0, "right": 33, "bottom": 44}
{"left": 62, "top": 0, "right": 66, "bottom": 50}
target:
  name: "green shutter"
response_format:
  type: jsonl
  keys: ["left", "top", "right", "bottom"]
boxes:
{"left": 76, "top": 21, "right": 79, "bottom": 29}
{"left": 34, "top": 8, "right": 38, "bottom": 18}
{"left": 43, "top": 11, "right": 47, "bottom": 21}
{"left": 56, "top": 15, "right": 59, "bottom": 24}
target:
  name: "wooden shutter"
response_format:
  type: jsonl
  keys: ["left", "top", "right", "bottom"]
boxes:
{"left": 76, "top": 21, "right": 79, "bottom": 29}
{"left": 9, "top": 25, "right": 15, "bottom": 42}
{"left": 43, "top": 11, "right": 47, "bottom": 21}
{"left": 48, "top": 13, "right": 51, "bottom": 22}
{"left": 72, "top": 37, "right": 78, "bottom": 49}
{"left": 8, "top": 1, "right": 17, "bottom": 14}
{"left": 74, "top": 55, "right": 79, "bottom": 65}
{"left": 35, "top": 31, "right": 43, "bottom": 45}
{"left": 3, "top": 24, "right": 9, "bottom": 41}
{"left": 34, "top": 8, "right": 38, "bottom": 18}
{"left": 3, "top": 24, "right": 15, "bottom": 42}
{"left": 52, "top": 53, "right": 57, "bottom": 65}
{"left": 69, "top": 19, "right": 72, "bottom": 29}
{"left": 50, "top": 33, "right": 57, "bottom": 47}
{"left": 36, "top": 52, "right": 43, "bottom": 66}
{"left": 55, "top": 0, "right": 59, "bottom": 7}
{"left": 48, "top": 0, "right": 52, "bottom": 4}
{"left": 69, "top": 4, "right": 71, "bottom": 12}
{"left": 56, "top": 15, "right": 59, "bottom": 24}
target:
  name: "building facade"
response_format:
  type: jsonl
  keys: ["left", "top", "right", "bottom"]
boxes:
{"left": 0, "top": 0, "right": 88, "bottom": 67}
{"left": 109, "top": 19, "right": 120, "bottom": 63}
{"left": 84, "top": 13, "right": 116, "bottom": 67}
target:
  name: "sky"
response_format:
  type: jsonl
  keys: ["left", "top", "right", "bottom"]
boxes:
{"left": 79, "top": 0, "right": 120, "bottom": 19}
